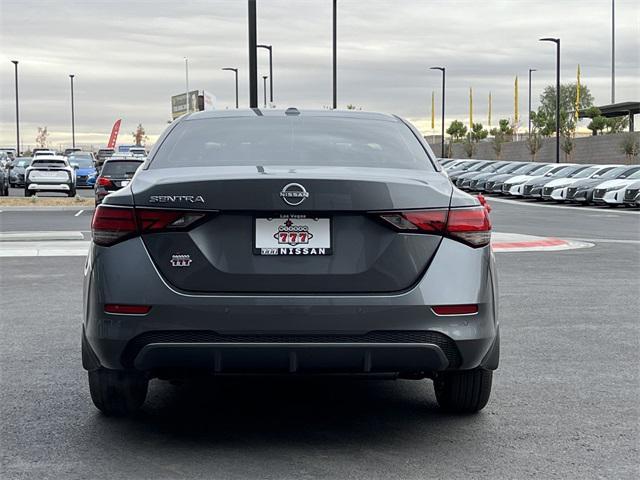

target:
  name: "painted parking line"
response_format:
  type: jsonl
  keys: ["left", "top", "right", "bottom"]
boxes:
{"left": 0, "top": 231, "right": 85, "bottom": 241}
{"left": 0, "top": 240, "right": 90, "bottom": 257}
{"left": 75, "top": 210, "right": 84, "bottom": 217}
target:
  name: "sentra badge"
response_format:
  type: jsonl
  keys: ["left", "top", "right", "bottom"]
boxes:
{"left": 150, "top": 195, "right": 205, "bottom": 204}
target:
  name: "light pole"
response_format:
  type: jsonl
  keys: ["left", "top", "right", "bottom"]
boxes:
{"left": 430, "top": 66, "right": 446, "bottom": 158}
{"left": 222, "top": 68, "right": 239, "bottom": 108}
{"left": 184, "top": 57, "right": 190, "bottom": 113}
{"left": 528, "top": 68, "right": 537, "bottom": 136}
{"left": 332, "top": 0, "right": 337, "bottom": 109}
{"left": 248, "top": 0, "right": 258, "bottom": 108}
{"left": 262, "top": 75, "right": 268, "bottom": 108}
{"left": 540, "top": 38, "right": 560, "bottom": 163}
{"left": 611, "top": 0, "right": 615, "bottom": 103}
{"left": 257, "top": 44, "right": 273, "bottom": 105}
{"left": 69, "top": 74, "right": 76, "bottom": 149}
{"left": 11, "top": 60, "right": 20, "bottom": 155}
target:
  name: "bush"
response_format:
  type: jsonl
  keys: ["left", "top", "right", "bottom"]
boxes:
{"left": 619, "top": 133, "right": 640, "bottom": 162}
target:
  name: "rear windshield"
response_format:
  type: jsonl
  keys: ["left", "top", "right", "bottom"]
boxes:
{"left": 151, "top": 116, "right": 434, "bottom": 171}
{"left": 101, "top": 160, "right": 143, "bottom": 177}
{"left": 68, "top": 157, "right": 94, "bottom": 168}
{"left": 32, "top": 159, "right": 66, "bottom": 167}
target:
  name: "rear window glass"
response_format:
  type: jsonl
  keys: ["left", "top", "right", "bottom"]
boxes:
{"left": 101, "top": 161, "right": 143, "bottom": 177}
{"left": 151, "top": 116, "right": 434, "bottom": 171}
{"left": 32, "top": 159, "right": 65, "bottom": 167}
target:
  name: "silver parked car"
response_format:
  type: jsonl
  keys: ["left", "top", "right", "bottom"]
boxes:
{"left": 83, "top": 109, "right": 499, "bottom": 416}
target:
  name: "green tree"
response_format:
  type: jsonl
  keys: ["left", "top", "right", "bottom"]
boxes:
{"left": 586, "top": 107, "right": 608, "bottom": 136}
{"left": 560, "top": 112, "right": 576, "bottom": 161}
{"left": 605, "top": 116, "right": 629, "bottom": 134}
{"left": 470, "top": 123, "right": 488, "bottom": 142}
{"left": 462, "top": 135, "right": 475, "bottom": 158}
{"left": 132, "top": 123, "right": 148, "bottom": 146}
{"left": 446, "top": 120, "right": 467, "bottom": 142}
{"left": 619, "top": 133, "right": 639, "bottom": 162}
{"left": 536, "top": 82, "right": 594, "bottom": 136}
{"left": 488, "top": 118, "right": 514, "bottom": 160}
{"left": 526, "top": 132, "right": 543, "bottom": 160}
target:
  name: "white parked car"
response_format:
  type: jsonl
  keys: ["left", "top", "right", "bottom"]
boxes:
{"left": 503, "top": 164, "right": 555, "bottom": 196}
{"left": 592, "top": 169, "right": 640, "bottom": 205}
{"left": 24, "top": 155, "right": 77, "bottom": 197}
{"left": 623, "top": 181, "right": 640, "bottom": 207}
{"left": 548, "top": 165, "right": 623, "bottom": 201}
{"left": 32, "top": 150, "right": 57, "bottom": 158}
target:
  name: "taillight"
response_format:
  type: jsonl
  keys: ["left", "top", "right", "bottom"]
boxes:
{"left": 91, "top": 206, "right": 206, "bottom": 247}
{"left": 97, "top": 177, "right": 112, "bottom": 187}
{"left": 136, "top": 209, "right": 205, "bottom": 232}
{"left": 446, "top": 207, "right": 492, "bottom": 247}
{"left": 91, "top": 206, "right": 137, "bottom": 246}
{"left": 378, "top": 206, "right": 491, "bottom": 248}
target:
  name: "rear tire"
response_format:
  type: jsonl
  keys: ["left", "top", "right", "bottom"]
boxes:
{"left": 434, "top": 368, "right": 492, "bottom": 413}
{"left": 88, "top": 368, "right": 148, "bottom": 416}
{"left": 68, "top": 187, "right": 77, "bottom": 197}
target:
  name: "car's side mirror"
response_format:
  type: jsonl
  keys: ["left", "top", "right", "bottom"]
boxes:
{"left": 73, "top": 165, "right": 79, "bottom": 169}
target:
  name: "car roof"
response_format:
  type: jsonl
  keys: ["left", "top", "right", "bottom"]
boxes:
{"left": 184, "top": 108, "right": 399, "bottom": 123}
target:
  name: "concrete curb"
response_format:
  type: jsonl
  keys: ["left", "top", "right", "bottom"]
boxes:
{"left": 0, "top": 206, "right": 95, "bottom": 212}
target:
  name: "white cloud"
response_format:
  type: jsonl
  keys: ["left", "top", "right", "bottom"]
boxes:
{"left": 1, "top": 0, "right": 638, "bottom": 149}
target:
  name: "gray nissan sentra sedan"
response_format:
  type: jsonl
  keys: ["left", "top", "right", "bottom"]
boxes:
{"left": 83, "top": 109, "right": 499, "bottom": 416}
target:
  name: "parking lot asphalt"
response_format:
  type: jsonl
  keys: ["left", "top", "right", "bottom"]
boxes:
{"left": 1, "top": 201, "right": 639, "bottom": 479}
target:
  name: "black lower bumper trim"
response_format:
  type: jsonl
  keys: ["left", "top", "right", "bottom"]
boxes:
{"left": 122, "top": 330, "right": 462, "bottom": 371}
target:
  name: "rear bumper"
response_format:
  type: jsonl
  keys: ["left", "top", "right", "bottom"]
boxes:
{"left": 83, "top": 236, "right": 498, "bottom": 375}
{"left": 27, "top": 182, "right": 71, "bottom": 191}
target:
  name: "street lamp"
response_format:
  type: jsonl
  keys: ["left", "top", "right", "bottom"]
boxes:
{"left": 257, "top": 44, "right": 273, "bottom": 105}
{"left": 333, "top": 0, "right": 337, "bottom": 109}
{"left": 540, "top": 37, "right": 560, "bottom": 163}
{"left": 222, "top": 67, "right": 239, "bottom": 108}
{"left": 69, "top": 74, "right": 76, "bottom": 149}
{"left": 262, "top": 75, "right": 268, "bottom": 108}
{"left": 528, "top": 68, "right": 537, "bottom": 136}
{"left": 11, "top": 60, "right": 20, "bottom": 155}
{"left": 430, "top": 66, "right": 446, "bottom": 158}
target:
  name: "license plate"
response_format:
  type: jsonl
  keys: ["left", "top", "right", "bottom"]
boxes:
{"left": 254, "top": 215, "right": 331, "bottom": 256}
{"left": 39, "top": 171, "right": 62, "bottom": 177}
{"left": 120, "top": 180, "right": 130, "bottom": 186}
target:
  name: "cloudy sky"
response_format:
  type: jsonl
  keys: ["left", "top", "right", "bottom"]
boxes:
{"left": 1, "top": 0, "right": 638, "bottom": 149}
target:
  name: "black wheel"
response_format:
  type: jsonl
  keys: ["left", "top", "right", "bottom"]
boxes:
{"left": 88, "top": 368, "right": 148, "bottom": 416}
{"left": 68, "top": 187, "right": 77, "bottom": 197}
{"left": 24, "top": 188, "right": 33, "bottom": 197}
{"left": 434, "top": 368, "right": 493, "bottom": 413}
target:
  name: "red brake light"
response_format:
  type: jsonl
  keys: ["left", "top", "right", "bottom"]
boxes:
{"left": 136, "top": 209, "right": 204, "bottom": 232}
{"left": 97, "top": 177, "right": 112, "bottom": 187}
{"left": 378, "top": 206, "right": 491, "bottom": 248}
{"left": 446, "top": 207, "right": 492, "bottom": 247}
{"left": 91, "top": 206, "right": 206, "bottom": 247}
{"left": 104, "top": 304, "right": 152, "bottom": 315}
{"left": 432, "top": 304, "right": 478, "bottom": 316}
{"left": 91, "top": 206, "right": 137, "bottom": 246}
